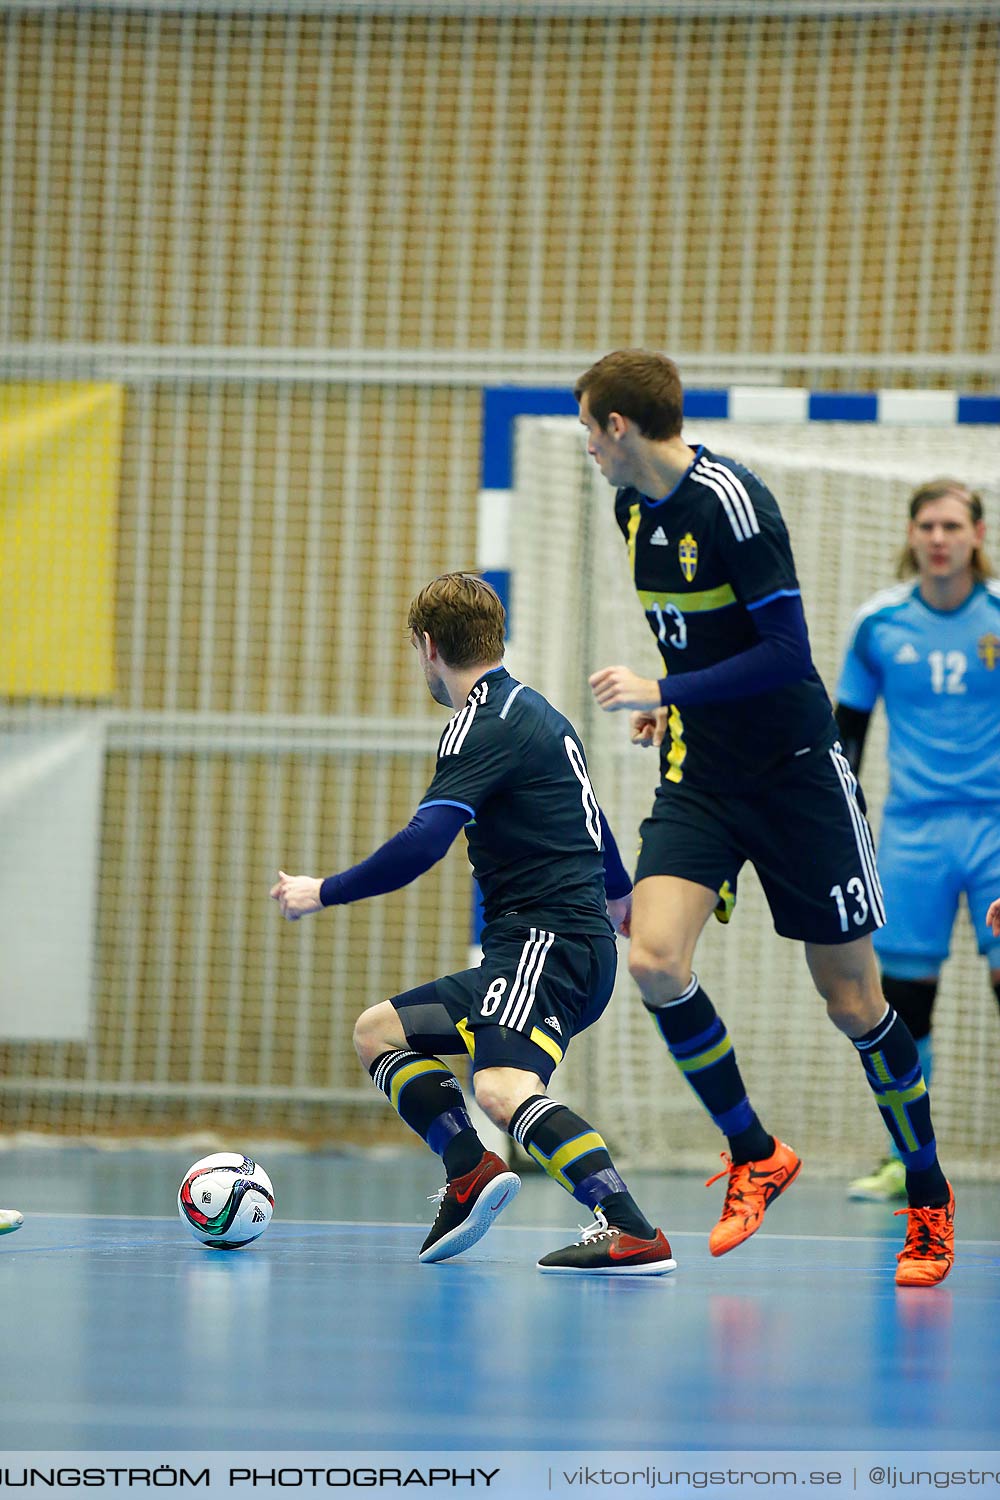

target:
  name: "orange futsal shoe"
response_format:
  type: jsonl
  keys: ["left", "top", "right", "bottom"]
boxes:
{"left": 894, "top": 1185, "right": 955, "bottom": 1287}
{"left": 706, "top": 1139, "right": 801, "bottom": 1257}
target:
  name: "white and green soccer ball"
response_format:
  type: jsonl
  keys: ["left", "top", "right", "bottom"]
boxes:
{"left": 177, "top": 1152, "right": 274, "bottom": 1249}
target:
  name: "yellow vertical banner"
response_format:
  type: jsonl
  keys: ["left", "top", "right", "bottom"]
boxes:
{"left": 0, "top": 382, "right": 122, "bottom": 697}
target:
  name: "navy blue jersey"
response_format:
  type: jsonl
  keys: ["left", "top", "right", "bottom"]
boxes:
{"left": 418, "top": 666, "right": 612, "bottom": 935}
{"left": 615, "top": 445, "right": 835, "bottom": 786}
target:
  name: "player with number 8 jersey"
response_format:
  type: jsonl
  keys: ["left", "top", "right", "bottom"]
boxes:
{"left": 421, "top": 668, "right": 614, "bottom": 939}
{"left": 271, "top": 572, "right": 676, "bottom": 1276}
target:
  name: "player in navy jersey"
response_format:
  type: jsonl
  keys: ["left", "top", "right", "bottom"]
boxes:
{"left": 271, "top": 573, "right": 675, "bottom": 1275}
{"left": 835, "top": 479, "right": 1000, "bottom": 1203}
{"left": 573, "top": 349, "right": 954, "bottom": 1287}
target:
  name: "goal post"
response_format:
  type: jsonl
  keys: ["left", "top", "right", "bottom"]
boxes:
{"left": 486, "top": 389, "right": 1000, "bottom": 1176}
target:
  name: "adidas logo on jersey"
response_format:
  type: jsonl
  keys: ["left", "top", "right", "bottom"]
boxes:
{"left": 894, "top": 642, "right": 920, "bottom": 664}
{"left": 544, "top": 1016, "right": 563, "bottom": 1035}
{"left": 649, "top": 526, "right": 669, "bottom": 546}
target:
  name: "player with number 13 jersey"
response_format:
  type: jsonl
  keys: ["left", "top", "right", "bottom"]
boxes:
{"left": 615, "top": 452, "right": 834, "bottom": 789}
{"left": 609, "top": 441, "right": 884, "bottom": 947}
{"left": 575, "top": 350, "right": 954, "bottom": 1288}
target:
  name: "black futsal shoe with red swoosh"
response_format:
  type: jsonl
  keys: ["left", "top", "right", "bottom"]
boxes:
{"left": 537, "top": 1209, "right": 677, "bottom": 1275}
{"left": 706, "top": 1138, "right": 801, "bottom": 1256}
{"left": 418, "top": 1151, "right": 521, "bottom": 1264}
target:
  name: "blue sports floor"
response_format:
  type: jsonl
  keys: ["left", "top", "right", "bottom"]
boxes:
{"left": 1, "top": 1147, "right": 998, "bottom": 1457}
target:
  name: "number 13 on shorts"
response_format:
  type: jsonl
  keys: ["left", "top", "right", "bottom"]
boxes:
{"left": 830, "top": 877, "right": 870, "bottom": 933}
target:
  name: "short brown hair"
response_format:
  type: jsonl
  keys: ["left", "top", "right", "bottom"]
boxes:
{"left": 897, "top": 478, "right": 993, "bottom": 582}
{"left": 407, "top": 573, "right": 506, "bottom": 669}
{"left": 574, "top": 349, "right": 684, "bottom": 439}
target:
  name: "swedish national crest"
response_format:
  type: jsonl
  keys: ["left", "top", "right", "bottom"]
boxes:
{"left": 977, "top": 633, "right": 1000, "bottom": 670}
{"left": 678, "top": 532, "right": 698, "bottom": 582}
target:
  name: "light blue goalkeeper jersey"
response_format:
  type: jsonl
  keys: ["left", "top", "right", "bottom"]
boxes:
{"left": 836, "top": 578, "right": 1000, "bottom": 812}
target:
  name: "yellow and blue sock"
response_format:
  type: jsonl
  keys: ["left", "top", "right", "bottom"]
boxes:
{"left": 509, "top": 1095, "right": 655, "bottom": 1238}
{"left": 369, "top": 1049, "right": 483, "bottom": 1179}
{"left": 851, "top": 1006, "right": 948, "bottom": 1207}
{"left": 645, "top": 973, "right": 772, "bottom": 1165}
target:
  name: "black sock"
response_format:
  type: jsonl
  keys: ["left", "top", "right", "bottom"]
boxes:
{"left": 904, "top": 1163, "right": 951, "bottom": 1209}
{"left": 442, "top": 1130, "right": 486, "bottom": 1180}
{"left": 728, "top": 1123, "right": 776, "bottom": 1167}
{"left": 597, "top": 1190, "right": 656, "bottom": 1240}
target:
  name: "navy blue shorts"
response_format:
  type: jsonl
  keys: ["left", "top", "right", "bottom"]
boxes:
{"left": 635, "top": 741, "right": 886, "bottom": 945}
{"left": 390, "top": 921, "right": 618, "bottom": 1084}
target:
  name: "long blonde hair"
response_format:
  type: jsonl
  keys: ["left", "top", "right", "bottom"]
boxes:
{"left": 897, "top": 479, "right": 993, "bottom": 581}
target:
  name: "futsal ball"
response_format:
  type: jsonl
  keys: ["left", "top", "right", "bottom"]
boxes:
{"left": 177, "top": 1152, "right": 274, "bottom": 1249}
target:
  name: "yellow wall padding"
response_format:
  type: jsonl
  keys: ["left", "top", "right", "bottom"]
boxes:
{"left": 0, "top": 383, "right": 122, "bottom": 697}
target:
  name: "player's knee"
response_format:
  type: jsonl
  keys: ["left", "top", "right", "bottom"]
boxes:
{"left": 352, "top": 1008, "right": 379, "bottom": 1066}
{"left": 627, "top": 941, "right": 692, "bottom": 1001}
{"left": 472, "top": 1072, "right": 516, "bottom": 1129}
{"left": 473, "top": 1067, "right": 542, "bottom": 1130}
{"left": 353, "top": 1003, "right": 402, "bottom": 1068}
{"left": 824, "top": 997, "right": 869, "bottom": 1037}
{"left": 822, "top": 985, "right": 886, "bottom": 1037}
{"left": 807, "top": 939, "right": 885, "bottom": 1035}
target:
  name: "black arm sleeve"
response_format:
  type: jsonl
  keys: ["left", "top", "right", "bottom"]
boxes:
{"left": 833, "top": 702, "right": 872, "bottom": 778}
{"left": 656, "top": 593, "right": 813, "bottom": 707}
{"left": 319, "top": 803, "right": 468, "bottom": 908}
{"left": 598, "top": 807, "right": 633, "bottom": 901}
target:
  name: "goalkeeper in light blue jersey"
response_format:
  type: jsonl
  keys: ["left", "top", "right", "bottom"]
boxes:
{"left": 835, "top": 479, "right": 1000, "bottom": 1201}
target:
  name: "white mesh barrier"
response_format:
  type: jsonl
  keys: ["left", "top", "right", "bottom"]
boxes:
{"left": 510, "top": 416, "right": 1000, "bottom": 1177}
{"left": 0, "top": 381, "right": 481, "bottom": 1144}
{"left": 1, "top": 5, "right": 997, "bottom": 384}
{"left": 0, "top": 1, "right": 998, "bottom": 1148}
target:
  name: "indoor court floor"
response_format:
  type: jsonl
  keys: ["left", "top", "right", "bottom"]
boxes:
{"left": 1, "top": 1145, "right": 998, "bottom": 1466}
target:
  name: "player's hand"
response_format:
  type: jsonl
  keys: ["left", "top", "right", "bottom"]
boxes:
{"left": 589, "top": 665, "right": 661, "bottom": 712}
{"left": 607, "top": 893, "right": 632, "bottom": 937}
{"left": 630, "top": 708, "right": 668, "bottom": 748}
{"left": 987, "top": 898, "right": 1000, "bottom": 937}
{"left": 270, "top": 870, "right": 323, "bottom": 921}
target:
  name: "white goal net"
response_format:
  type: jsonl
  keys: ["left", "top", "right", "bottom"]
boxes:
{"left": 508, "top": 415, "right": 1000, "bottom": 1177}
